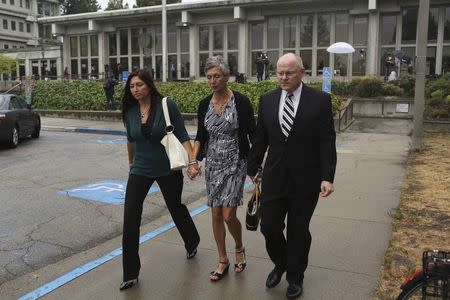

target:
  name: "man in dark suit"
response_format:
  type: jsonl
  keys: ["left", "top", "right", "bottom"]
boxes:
{"left": 248, "top": 53, "right": 336, "bottom": 299}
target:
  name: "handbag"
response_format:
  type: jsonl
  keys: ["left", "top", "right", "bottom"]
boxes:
{"left": 160, "top": 97, "right": 189, "bottom": 170}
{"left": 245, "top": 182, "right": 261, "bottom": 231}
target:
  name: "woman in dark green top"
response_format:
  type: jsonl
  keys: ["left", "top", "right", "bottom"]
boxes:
{"left": 120, "top": 69, "right": 200, "bottom": 290}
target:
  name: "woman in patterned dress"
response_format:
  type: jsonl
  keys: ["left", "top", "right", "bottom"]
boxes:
{"left": 191, "top": 56, "right": 256, "bottom": 281}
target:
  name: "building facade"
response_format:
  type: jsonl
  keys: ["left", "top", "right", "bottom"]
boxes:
{"left": 0, "top": 0, "right": 60, "bottom": 81}
{"left": 3, "top": 0, "right": 450, "bottom": 81}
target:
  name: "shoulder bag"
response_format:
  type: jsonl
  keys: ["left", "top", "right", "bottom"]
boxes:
{"left": 160, "top": 97, "right": 189, "bottom": 170}
{"left": 245, "top": 182, "right": 261, "bottom": 231}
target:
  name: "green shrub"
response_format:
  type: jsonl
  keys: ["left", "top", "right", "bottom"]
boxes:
{"left": 425, "top": 73, "right": 450, "bottom": 98}
{"left": 331, "top": 81, "right": 348, "bottom": 95}
{"left": 33, "top": 79, "right": 343, "bottom": 115}
{"left": 383, "top": 84, "right": 404, "bottom": 96}
{"left": 396, "top": 75, "right": 415, "bottom": 97}
{"left": 354, "top": 76, "right": 384, "bottom": 97}
{"left": 347, "top": 77, "right": 362, "bottom": 93}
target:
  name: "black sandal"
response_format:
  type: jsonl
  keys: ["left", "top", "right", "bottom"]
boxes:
{"left": 119, "top": 277, "right": 138, "bottom": 291}
{"left": 234, "top": 247, "right": 247, "bottom": 273}
{"left": 209, "top": 261, "right": 230, "bottom": 281}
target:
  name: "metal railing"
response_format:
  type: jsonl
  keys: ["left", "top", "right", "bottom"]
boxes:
{"left": 337, "top": 99, "right": 354, "bottom": 132}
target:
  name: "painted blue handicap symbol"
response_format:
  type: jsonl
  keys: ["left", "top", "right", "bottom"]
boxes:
{"left": 322, "top": 67, "right": 332, "bottom": 94}
{"left": 94, "top": 138, "right": 127, "bottom": 144}
{"left": 58, "top": 180, "right": 159, "bottom": 205}
{"left": 322, "top": 67, "right": 332, "bottom": 79}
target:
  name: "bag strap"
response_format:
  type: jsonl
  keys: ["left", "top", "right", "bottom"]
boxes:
{"left": 161, "top": 97, "right": 174, "bottom": 133}
{"left": 253, "top": 182, "right": 261, "bottom": 204}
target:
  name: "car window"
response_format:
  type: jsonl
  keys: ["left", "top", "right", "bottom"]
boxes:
{"left": 0, "top": 96, "right": 7, "bottom": 110}
{"left": 10, "top": 97, "right": 24, "bottom": 110}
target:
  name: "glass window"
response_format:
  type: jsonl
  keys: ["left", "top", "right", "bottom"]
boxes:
{"left": 143, "top": 56, "right": 152, "bottom": 74}
{"left": 26, "top": 0, "right": 29, "bottom": 9}
{"left": 442, "top": 46, "right": 450, "bottom": 74}
{"left": 108, "top": 58, "right": 117, "bottom": 77}
{"left": 142, "top": 28, "right": 153, "bottom": 57}
{"left": 199, "top": 53, "right": 209, "bottom": 76}
{"left": 70, "top": 60, "right": 78, "bottom": 78}
{"left": 402, "top": 8, "right": 417, "bottom": 44}
{"left": 109, "top": 33, "right": 117, "bottom": 56}
{"left": 132, "top": 57, "right": 140, "bottom": 71}
{"left": 317, "top": 15, "right": 331, "bottom": 47}
{"left": 120, "top": 57, "right": 128, "bottom": 73}
{"left": 283, "top": 16, "right": 296, "bottom": 49}
{"left": 3, "top": 19, "right": 8, "bottom": 30}
{"left": 352, "top": 48, "right": 366, "bottom": 76}
{"left": 180, "top": 27, "right": 189, "bottom": 52}
{"left": 168, "top": 55, "right": 177, "bottom": 80}
{"left": 155, "top": 55, "right": 162, "bottom": 80}
{"left": 90, "top": 35, "right": 98, "bottom": 56}
{"left": 11, "top": 21, "right": 16, "bottom": 31}
{"left": 428, "top": 8, "right": 438, "bottom": 43}
{"left": 381, "top": 15, "right": 396, "bottom": 45}
{"left": 401, "top": 47, "right": 415, "bottom": 74}
{"left": 251, "top": 23, "right": 263, "bottom": 49}
{"left": 445, "top": 7, "right": 450, "bottom": 42}
{"left": 300, "top": 15, "right": 313, "bottom": 47}
{"left": 80, "top": 36, "right": 88, "bottom": 57}
{"left": 267, "top": 17, "right": 280, "bottom": 49}
{"left": 334, "top": 54, "right": 347, "bottom": 76}
{"left": 180, "top": 54, "right": 189, "bottom": 78}
{"left": 19, "top": 22, "right": 23, "bottom": 32}
{"left": 426, "top": 46, "right": 436, "bottom": 75}
{"left": 227, "top": 24, "right": 238, "bottom": 50}
{"left": 266, "top": 50, "right": 278, "bottom": 76}
{"left": 81, "top": 59, "right": 88, "bottom": 78}
{"left": 199, "top": 26, "right": 209, "bottom": 51}
{"left": 300, "top": 50, "right": 312, "bottom": 73}
{"left": 227, "top": 52, "right": 238, "bottom": 76}
{"left": 131, "top": 30, "right": 140, "bottom": 55}
{"left": 26, "top": 23, "right": 30, "bottom": 33}
{"left": 120, "top": 30, "right": 128, "bottom": 55}
{"left": 70, "top": 36, "right": 77, "bottom": 57}
{"left": 155, "top": 25, "right": 162, "bottom": 54}
{"left": 91, "top": 58, "right": 98, "bottom": 77}
{"left": 317, "top": 49, "right": 329, "bottom": 73}
{"left": 213, "top": 25, "right": 224, "bottom": 50}
{"left": 168, "top": 24, "right": 176, "bottom": 53}
{"left": 335, "top": 14, "right": 349, "bottom": 42}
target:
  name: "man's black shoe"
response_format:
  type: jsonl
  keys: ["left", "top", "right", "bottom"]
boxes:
{"left": 286, "top": 282, "right": 303, "bottom": 299}
{"left": 265, "top": 267, "right": 285, "bottom": 288}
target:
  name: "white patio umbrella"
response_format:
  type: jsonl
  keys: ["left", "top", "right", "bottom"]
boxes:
{"left": 326, "top": 42, "right": 355, "bottom": 54}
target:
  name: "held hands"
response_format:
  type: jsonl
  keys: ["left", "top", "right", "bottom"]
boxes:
{"left": 249, "top": 170, "right": 262, "bottom": 184}
{"left": 320, "top": 181, "right": 334, "bottom": 197}
{"left": 187, "top": 161, "right": 201, "bottom": 180}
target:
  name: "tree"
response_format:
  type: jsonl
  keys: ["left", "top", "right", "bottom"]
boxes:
{"left": 105, "top": 0, "right": 127, "bottom": 10}
{"left": 60, "top": 0, "right": 101, "bottom": 15}
{"left": 135, "top": 0, "right": 178, "bottom": 7}
{"left": 0, "top": 54, "right": 17, "bottom": 75}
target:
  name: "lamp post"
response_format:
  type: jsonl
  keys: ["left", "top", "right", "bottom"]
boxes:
{"left": 162, "top": 0, "right": 167, "bottom": 82}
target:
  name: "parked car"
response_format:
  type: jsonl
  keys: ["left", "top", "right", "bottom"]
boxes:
{"left": 0, "top": 94, "right": 41, "bottom": 148}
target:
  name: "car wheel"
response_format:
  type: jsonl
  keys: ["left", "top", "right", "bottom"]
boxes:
{"left": 31, "top": 117, "right": 41, "bottom": 138}
{"left": 9, "top": 126, "right": 19, "bottom": 148}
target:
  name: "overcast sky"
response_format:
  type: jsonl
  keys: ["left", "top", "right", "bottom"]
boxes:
{"left": 97, "top": 0, "right": 136, "bottom": 10}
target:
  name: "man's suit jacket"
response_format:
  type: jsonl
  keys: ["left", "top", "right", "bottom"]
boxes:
{"left": 247, "top": 84, "right": 337, "bottom": 203}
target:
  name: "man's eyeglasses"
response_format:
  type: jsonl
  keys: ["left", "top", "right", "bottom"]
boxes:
{"left": 276, "top": 71, "right": 297, "bottom": 78}
{"left": 206, "top": 74, "right": 224, "bottom": 81}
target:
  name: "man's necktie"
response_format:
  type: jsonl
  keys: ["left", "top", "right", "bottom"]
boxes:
{"left": 281, "top": 93, "right": 294, "bottom": 137}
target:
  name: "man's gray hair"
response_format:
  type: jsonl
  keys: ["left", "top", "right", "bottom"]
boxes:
{"left": 204, "top": 55, "right": 230, "bottom": 76}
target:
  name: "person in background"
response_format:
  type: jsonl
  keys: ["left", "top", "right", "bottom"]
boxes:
{"left": 191, "top": 56, "right": 256, "bottom": 281}
{"left": 247, "top": 53, "right": 336, "bottom": 299}
{"left": 104, "top": 73, "right": 118, "bottom": 110}
{"left": 120, "top": 69, "right": 200, "bottom": 290}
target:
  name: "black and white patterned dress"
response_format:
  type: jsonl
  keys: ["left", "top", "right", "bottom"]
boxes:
{"left": 205, "top": 96, "right": 247, "bottom": 207}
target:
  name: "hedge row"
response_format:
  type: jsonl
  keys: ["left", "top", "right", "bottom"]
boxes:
{"left": 32, "top": 80, "right": 343, "bottom": 114}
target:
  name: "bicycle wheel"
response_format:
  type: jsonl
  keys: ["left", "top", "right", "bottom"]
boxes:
{"left": 397, "top": 272, "right": 449, "bottom": 300}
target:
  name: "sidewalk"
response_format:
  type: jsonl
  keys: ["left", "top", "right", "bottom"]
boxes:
{"left": 4, "top": 117, "right": 411, "bottom": 299}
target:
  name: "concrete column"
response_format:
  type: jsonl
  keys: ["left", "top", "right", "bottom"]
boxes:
{"left": 366, "top": 12, "right": 379, "bottom": 75}
{"left": 162, "top": 0, "right": 167, "bottom": 82}
{"left": 238, "top": 21, "right": 248, "bottom": 75}
{"left": 435, "top": 8, "right": 445, "bottom": 74}
{"left": 189, "top": 24, "right": 198, "bottom": 80}
{"left": 98, "top": 32, "right": 105, "bottom": 77}
{"left": 329, "top": 14, "right": 336, "bottom": 71}
{"left": 24, "top": 58, "right": 31, "bottom": 76}
{"left": 312, "top": 14, "right": 318, "bottom": 77}
{"left": 56, "top": 57, "right": 62, "bottom": 78}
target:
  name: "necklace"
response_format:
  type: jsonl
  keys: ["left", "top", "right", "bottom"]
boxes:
{"left": 140, "top": 105, "right": 150, "bottom": 119}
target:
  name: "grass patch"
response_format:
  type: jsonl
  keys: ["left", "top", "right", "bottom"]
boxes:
{"left": 375, "top": 133, "right": 450, "bottom": 299}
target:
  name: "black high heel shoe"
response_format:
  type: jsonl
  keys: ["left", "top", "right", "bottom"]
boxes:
{"left": 234, "top": 247, "right": 247, "bottom": 273}
{"left": 186, "top": 248, "right": 197, "bottom": 259}
{"left": 119, "top": 278, "right": 138, "bottom": 291}
{"left": 209, "top": 261, "right": 230, "bottom": 281}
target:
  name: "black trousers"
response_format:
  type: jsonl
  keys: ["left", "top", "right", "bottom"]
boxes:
{"left": 122, "top": 172, "right": 200, "bottom": 281}
{"left": 260, "top": 183, "right": 319, "bottom": 284}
